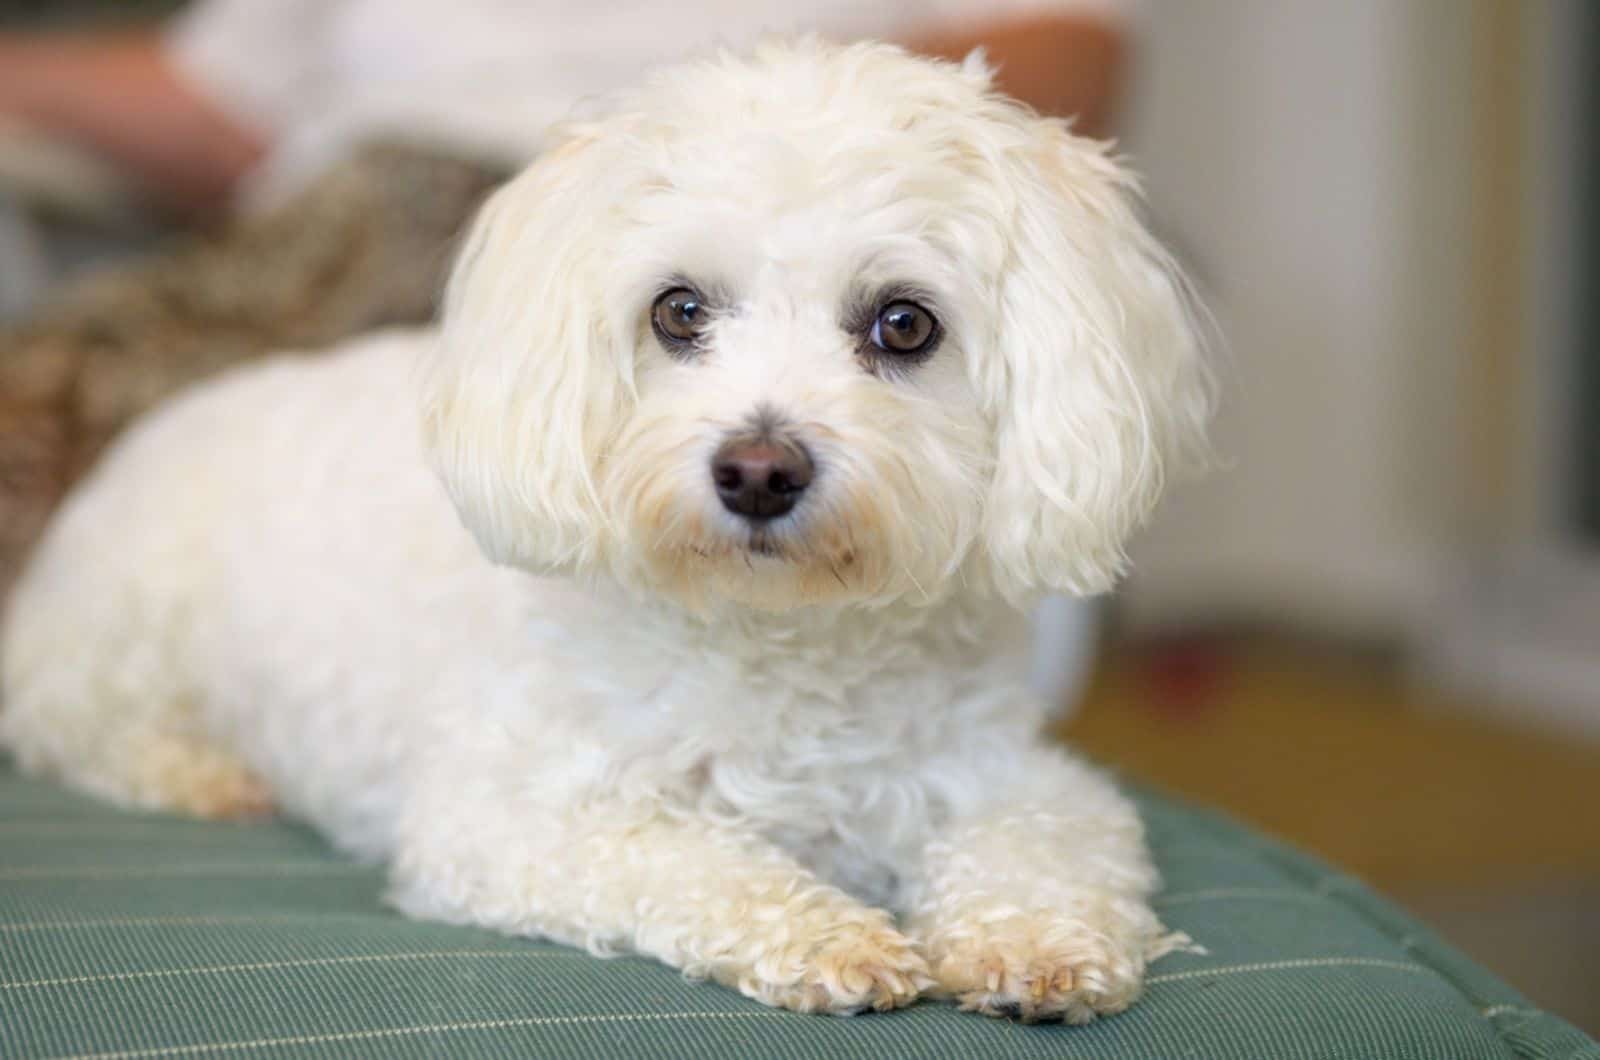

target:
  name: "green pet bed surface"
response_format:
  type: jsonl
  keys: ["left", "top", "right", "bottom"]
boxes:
{"left": 2, "top": 756, "right": 1595, "bottom": 1059}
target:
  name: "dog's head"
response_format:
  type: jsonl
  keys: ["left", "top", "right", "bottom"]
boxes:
{"left": 424, "top": 39, "right": 1212, "bottom": 611}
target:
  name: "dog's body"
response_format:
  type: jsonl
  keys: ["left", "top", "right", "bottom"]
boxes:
{"left": 1, "top": 41, "right": 1211, "bottom": 1021}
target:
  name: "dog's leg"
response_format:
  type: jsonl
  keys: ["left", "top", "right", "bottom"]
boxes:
{"left": 2, "top": 707, "right": 274, "bottom": 821}
{"left": 388, "top": 793, "right": 931, "bottom": 1014}
{"left": 904, "top": 747, "right": 1182, "bottom": 1023}
{"left": 1, "top": 618, "right": 273, "bottom": 821}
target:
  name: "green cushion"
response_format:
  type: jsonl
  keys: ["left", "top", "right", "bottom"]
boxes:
{"left": 2, "top": 756, "right": 1595, "bottom": 1060}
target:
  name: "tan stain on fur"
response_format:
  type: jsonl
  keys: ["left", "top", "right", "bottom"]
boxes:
{"left": 139, "top": 737, "right": 276, "bottom": 820}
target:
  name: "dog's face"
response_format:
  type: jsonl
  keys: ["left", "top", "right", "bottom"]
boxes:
{"left": 425, "top": 40, "right": 1211, "bottom": 611}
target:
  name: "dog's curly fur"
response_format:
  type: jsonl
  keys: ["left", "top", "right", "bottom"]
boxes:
{"left": 0, "top": 40, "right": 1212, "bottom": 1021}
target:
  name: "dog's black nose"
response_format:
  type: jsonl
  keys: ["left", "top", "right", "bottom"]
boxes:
{"left": 711, "top": 436, "right": 813, "bottom": 520}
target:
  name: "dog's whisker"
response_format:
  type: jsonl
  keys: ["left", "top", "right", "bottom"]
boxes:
{"left": 901, "top": 564, "right": 930, "bottom": 603}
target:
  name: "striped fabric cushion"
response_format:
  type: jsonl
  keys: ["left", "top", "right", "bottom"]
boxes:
{"left": 2, "top": 756, "right": 1595, "bottom": 1059}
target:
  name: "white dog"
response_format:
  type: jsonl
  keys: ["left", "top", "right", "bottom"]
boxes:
{"left": 0, "top": 40, "right": 1211, "bottom": 1022}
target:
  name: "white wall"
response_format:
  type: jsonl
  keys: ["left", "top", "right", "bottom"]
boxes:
{"left": 1116, "top": 0, "right": 1478, "bottom": 638}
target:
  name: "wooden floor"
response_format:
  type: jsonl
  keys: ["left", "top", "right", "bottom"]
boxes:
{"left": 1058, "top": 636, "right": 1600, "bottom": 886}
{"left": 1054, "top": 635, "right": 1600, "bottom": 1031}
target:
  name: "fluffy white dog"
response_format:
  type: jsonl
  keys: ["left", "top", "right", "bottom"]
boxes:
{"left": 1, "top": 40, "right": 1212, "bottom": 1022}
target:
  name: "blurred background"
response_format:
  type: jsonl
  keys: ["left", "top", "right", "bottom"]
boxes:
{"left": 1, "top": 0, "right": 1595, "bottom": 1035}
{"left": 1089, "top": 0, "right": 1600, "bottom": 1033}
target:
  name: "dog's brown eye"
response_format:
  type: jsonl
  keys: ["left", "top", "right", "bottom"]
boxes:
{"left": 652, "top": 287, "right": 709, "bottom": 349}
{"left": 870, "top": 301, "right": 937, "bottom": 356}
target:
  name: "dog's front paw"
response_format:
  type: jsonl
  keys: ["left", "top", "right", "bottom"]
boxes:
{"left": 723, "top": 918, "right": 932, "bottom": 1015}
{"left": 925, "top": 904, "right": 1172, "bottom": 1023}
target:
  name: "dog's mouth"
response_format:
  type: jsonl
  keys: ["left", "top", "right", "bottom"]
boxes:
{"left": 746, "top": 529, "right": 783, "bottom": 558}
{"left": 687, "top": 532, "right": 788, "bottom": 561}
{"left": 669, "top": 528, "right": 872, "bottom": 606}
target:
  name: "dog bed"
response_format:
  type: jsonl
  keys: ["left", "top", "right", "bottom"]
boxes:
{"left": 2, "top": 755, "right": 1594, "bottom": 1059}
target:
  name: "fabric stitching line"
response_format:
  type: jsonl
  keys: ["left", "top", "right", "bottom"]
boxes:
{"left": 0, "top": 913, "right": 388, "bottom": 934}
{"left": 1154, "top": 887, "right": 1329, "bottom": 906}
{"left": 0, "top": 862, "right": 370, "bottom": 880}
{"left": 1146, "top": 957, "right": 1429, "bottom": 986}
{"left": 1, "top": 950, "right": 582, "bottom": 990}
{"left": 51, "top": 1010, "right": 776, "bottom": 1060}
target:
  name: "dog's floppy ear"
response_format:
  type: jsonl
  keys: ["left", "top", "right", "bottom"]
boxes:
{"left": 421, "top": 129, "right": 626, "bottom": 572}
{"left": 981, "top": 122, "right": 1214, "bottom": 600}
